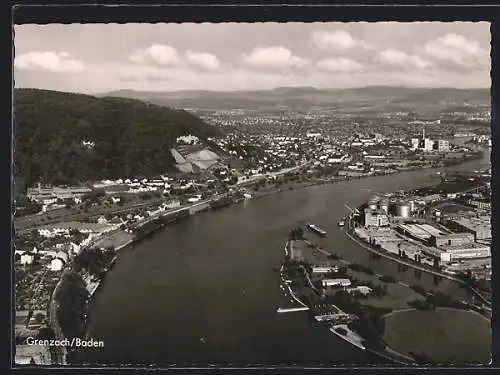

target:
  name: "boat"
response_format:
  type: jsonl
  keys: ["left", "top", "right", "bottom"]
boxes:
{"left": 306, "top": 223, "right": 327, "bottom": 236}
{"left": 338, "top": 220, "right": 345, "bottom": 227}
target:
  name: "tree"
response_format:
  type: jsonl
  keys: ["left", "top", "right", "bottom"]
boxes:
{"left": 14, "top": 89, "right": 221, "bottom": 186}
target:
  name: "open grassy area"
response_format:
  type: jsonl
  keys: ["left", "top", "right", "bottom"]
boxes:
{"left": 362, "top": 282, "right": 424, "bottom": 310}
{"left": 384, "top": 308, "right": 491, "bottom": 365}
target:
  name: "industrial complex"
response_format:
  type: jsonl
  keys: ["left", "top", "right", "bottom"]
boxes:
{"left": 351, "top": 180, "right": 491, "bottom": 280}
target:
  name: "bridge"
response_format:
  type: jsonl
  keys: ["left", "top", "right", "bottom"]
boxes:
{"left": 277, "top": 307, "right": 310, "bottom": 313}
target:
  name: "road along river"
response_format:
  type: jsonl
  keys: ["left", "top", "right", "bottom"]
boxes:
{"left": 81, "top": 151, "right": 490, "bottom": 366}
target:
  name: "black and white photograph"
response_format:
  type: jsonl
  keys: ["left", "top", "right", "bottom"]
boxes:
{"left": 13, "top": 20, "right": 492, "bottom": 367}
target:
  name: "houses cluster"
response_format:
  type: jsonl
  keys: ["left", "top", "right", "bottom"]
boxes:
{"left": 95, "top": 176, "right": 173, "bottom": 194}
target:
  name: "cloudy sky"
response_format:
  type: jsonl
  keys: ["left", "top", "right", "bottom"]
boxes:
{"left": 14, "top": 22, "right": 490, "bottom": 93}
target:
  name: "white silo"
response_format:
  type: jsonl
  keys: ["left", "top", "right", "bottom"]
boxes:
{"left": 409, "top": 200, "right": 416, "bottom": 212}
{"left": 396, "top": 202, "right": 411, "bottom": 218}
{"left": 368, "top": 195, "right": 380, "bottom": 210}
{"left": 379, "top": 198, "right": 389, "bottom": 214}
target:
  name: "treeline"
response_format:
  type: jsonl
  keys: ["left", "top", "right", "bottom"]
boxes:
{"left": 407, "top": 291, "right": 470, "bottom": 311}
{"left": 73, "top": 247, "right": 116, "bottom": 278}
{"left": 14, "top": 89, "right": 221, "bottom": 189}
{"left": 54, "top": 270, "right": 89, "bottom": 341}
{"left": 323, "top": 290, "right": 390, "bottom": 350}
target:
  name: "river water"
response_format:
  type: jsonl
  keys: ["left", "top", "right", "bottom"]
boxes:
{"left": 82, "top": 151, "right": 490, "bottom": 366}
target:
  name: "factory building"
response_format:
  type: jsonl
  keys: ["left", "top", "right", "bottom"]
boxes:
{"left": 467, "top": 199, "right": 491, "bottom": 211}
{"left": 27, "top": 184, "right": 92, "bottom": 203}
{"left": 364, "top": 208, "right": 389, "bottom": 228}
{"left": 440, "top": 243, "right": 490, "bottom": 260}
{"left": 433, "top": 232, "right": 475, "bottom": 248}
{"left": 446, "top": 217, "right": 491, "bottom": 241}
{"left": 397, "top": 223, "right": 442, "bottom": 243}
{"left": 424, "top": 243, "right": 490, "bottom": 262}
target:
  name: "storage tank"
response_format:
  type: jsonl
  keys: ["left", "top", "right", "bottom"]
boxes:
{"left": 409, "top": 200, "right": 416, "bottom": 212}
{"left": 396, "top": 202, "right": 411, "bottom": 218}
{"left": 379, "top": 198, "right": 389, "bottom": 214}
{"left": 368, "top": 195, "right": 380, "bottom": 210}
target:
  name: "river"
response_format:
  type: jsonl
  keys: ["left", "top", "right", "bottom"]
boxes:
{"left": 81, "top": 150, "right": 490, "bottom": 366}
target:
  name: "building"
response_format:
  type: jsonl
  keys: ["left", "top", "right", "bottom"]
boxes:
{"left": 312, "top": 266, "right": 339, "bottom": 274}
{"left": 433, "top": 232, "right": 475, "bottom": 248}
{"left": 364, "top": 208, "right": 389, "bottom": 228}
{"left": 397, "top": 224, "right": 436, "bottom": 243}
{"left": 97, "top": 216, "right": 108, "bottom": 224}
{"left": 424, "top": 243, "right": 490, "bottom": 262}
{"left": 20, "top": 253, "right": 34, "bottom": 265}
{"left": 162, "top": 200, "right": 181, "bottom": 209}
{"left": 438, "top": 139, "right": 450, "bottom": 152}
{"left": 50, "top": 258, "right": 65, "bottom": 271}
{"left": 322, "top": 279, "right": 351, "bottom": 288}
{"left": 410, "top": 138, "right": 420, "bottom": 150}
{"left": 110, "top": 196, "right": 121, "bottom": 203}
{"left": 467, "top": 199, "right": 491, "bottom": 211}
{"left": 37, "top": 222, "right": 113, "bottom": 238}
{"left": 347, "top": 286, "right": 372, "bottom": 295}
{"left": 446, "top": 217, "right": 491, "bottom": 241}
{"left": 328, "top": 154, "right": 350, "bottom": 164}
{"left": 440, "top": 243, "right": 491, "bottom": 260}
{"left": 27, "top": 184, "right": 92, "bottom": 203}
{"left": 423, "top": 138, "right": 435, "bottom": 152}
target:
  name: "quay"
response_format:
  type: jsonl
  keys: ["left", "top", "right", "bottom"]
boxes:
{"left": 277, "top": 307, "right": 310, "bottom": 313}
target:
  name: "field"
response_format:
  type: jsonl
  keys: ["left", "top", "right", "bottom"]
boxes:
{"left": 384, "top": 308, "right": 491, "bottom": 364}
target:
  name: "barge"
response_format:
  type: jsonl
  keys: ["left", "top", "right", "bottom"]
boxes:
{"left": 306, "top": 223, "right": 327, "bottom": 236}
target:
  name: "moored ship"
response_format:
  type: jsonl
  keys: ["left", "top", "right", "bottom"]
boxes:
{"left": 306, "top": 223, "right": 327, "bottom": 236}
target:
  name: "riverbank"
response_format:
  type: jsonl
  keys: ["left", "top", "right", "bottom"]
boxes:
{"left": 243, "top": 149, "right": 486, "bottom": 203}
{"left": 280, "top": 239, "right": 415, "bottom": 366}
{"left": 47, "top": 226, "right": 137, "bottom": 364}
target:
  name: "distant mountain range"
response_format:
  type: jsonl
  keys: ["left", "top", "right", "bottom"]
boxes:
{"left": 14, "top": 89, "right": 221, "bottom": 188}
{"left": 99, "top": 86, "right": 491, "bottom": 112}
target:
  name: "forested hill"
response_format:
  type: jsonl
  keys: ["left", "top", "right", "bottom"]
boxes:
{"left": 14, "top": 89, "right": 221, "bottom": 188}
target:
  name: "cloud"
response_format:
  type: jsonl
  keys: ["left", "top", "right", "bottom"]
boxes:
{"left": 128, "top": 44, "right": 179, "bottom": 66}
{"left": 242, "top": 46, "right": 309, "bottom": 69}
{"left": 311, "top": 30, "right": 371, "bottom": 51}
{"left": 186, "top": 50, "right": 220, "bottom": 70}
{"left": 376, "top": 49, "right": 433, "bottom": 69}
{"left": 15, "top": 51, "right": 85, "bottom": 73}
{"left": 423, "top": 34, "right": 489, "bottom": 68}
{"left": 317, "top": 58, "right": 363, "bottom": 73}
